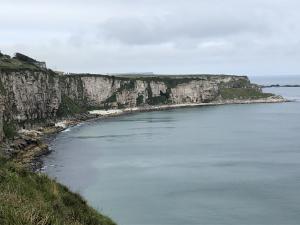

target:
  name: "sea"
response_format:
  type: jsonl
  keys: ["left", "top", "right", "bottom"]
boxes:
{"left": 43, "top": 75, "right": 300, "bottom": 225}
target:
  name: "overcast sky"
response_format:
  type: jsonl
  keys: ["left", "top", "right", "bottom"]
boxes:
{"left": 1, "top": 0, "right": 300, "bottom": 75}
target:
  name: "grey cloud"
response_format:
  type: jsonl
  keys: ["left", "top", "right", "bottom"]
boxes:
{"left": 98, "top": 11, "right": 270, "bottom": 46}
{"left": 1, "top": 0, "right": 300, "bottom": 75}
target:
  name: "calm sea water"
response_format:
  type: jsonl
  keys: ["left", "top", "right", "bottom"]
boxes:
{"left": 43, "top": 76, "right": 300, "bottom": 225}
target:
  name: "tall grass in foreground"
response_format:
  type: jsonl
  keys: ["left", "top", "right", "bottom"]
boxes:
{"left": 0, "top": 158, "right": 116, "bottom": 225}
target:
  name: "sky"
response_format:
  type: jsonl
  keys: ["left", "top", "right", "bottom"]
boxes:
{"left": 1, "top": 0, "right": 300, "bottom": 76}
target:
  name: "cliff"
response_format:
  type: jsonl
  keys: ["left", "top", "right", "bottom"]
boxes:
{"left": 0, "top": 53, "right": 281, "bottom": 140}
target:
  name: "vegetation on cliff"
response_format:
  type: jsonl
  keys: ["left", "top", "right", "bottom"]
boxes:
{"left": 2, "top": 122, "right": 17, "bottom": 139}
{"left": 136, "top": 95, "right": 144, "bottom": 106}
{"left": 0, "top": 53, "right": 45, "bottom": 71}
{"left": 219, "top": 88, "right": 274, "bottom": 100}
{"left": 0, "top": 157, "right": 116, "bottom": 225}
{"left": 146, "top": 89, "right": 172, "bottom": 105}
{"left": 57, "top": 95, "right": 86, "bottom": 117}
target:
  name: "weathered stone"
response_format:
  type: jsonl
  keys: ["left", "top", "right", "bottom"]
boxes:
{"left": 0, "top": 69, "right": 278, "bottom": 140}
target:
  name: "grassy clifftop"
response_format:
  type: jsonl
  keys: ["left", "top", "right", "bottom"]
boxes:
{"left": 0, "top": 53, "right": 45, "bottom": 71}
{"left": 219, "top": 88, "right": 274, "bottom": 100}
{"left": 0, "top": 158, "right": 116, "bottom": 225}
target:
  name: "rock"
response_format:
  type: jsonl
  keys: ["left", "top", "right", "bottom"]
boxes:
{"left": 0, "top": 62, "right": 284, "bottom": 143}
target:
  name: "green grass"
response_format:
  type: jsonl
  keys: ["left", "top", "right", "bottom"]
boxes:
{"left": 0, "top": 158, "right": 116, "bottom": 225}
{"left": 0, "top": 57, "right": 41, "bottom": 71}
{"left": 124, "top": 76, "right": 194, "bottom": 89}
{"left": 3, "top": 122, "right": 17, "bottom": 139}
{"left": 220, "top": 88, "right": 274, "bottom": 100}
{"left": 57, "top": 95, "right": 86, "bottom": 117}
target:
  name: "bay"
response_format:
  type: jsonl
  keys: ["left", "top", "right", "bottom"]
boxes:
{"left": 43, "top": 77, "right": 300, "bottom": 225}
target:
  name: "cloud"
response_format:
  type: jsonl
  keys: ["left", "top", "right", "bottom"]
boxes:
{"left": 97, "top": 2, "right": 271, "bottom": 46}
{"left": 1, "top": 0, "right": 300, "bottom": 75}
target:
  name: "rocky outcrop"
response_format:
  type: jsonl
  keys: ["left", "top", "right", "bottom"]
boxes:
{"left": 0, "top": 70, "right": 61, "bottom": 129}
{"left": 0, "top": 59, "right": 282, "bottom": 140}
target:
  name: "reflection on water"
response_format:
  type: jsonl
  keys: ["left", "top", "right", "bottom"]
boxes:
{"left": 73, "top": 133, "right": 154, "bottom": 139}
{"left": 43, "top": 87, "right": 300, "bottom": 225}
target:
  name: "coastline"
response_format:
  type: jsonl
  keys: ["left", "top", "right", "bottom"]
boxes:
{"left": 90, "top": 96, "right": 288, "bottom": 117}
{"left": 50, "top": 95, "right": 289, "bottom": 136}
{"left": 3, "top": 95, "right": 287, "bottom": 171}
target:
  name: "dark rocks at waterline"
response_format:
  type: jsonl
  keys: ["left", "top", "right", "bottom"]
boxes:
{"left": 262, "top": 84, "right": 300, "bottom": 88}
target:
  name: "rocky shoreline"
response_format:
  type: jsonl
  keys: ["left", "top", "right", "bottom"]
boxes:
{"left": 1, "top": 95, "right": 287, "bottom": 171}
{"left": 262, "top": 84, "right": 300, "bottom": 88}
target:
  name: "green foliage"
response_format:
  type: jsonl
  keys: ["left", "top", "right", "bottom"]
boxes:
{"left": 161, "top": 78, "right": 191, "bottom": 89}
{"left": 3, "top": 122, "right": 17, "bottom": 139}
{"left": 231, "top": 79, "right": 250, "bottom": 88}
{"left": 0, "top": 53, "right": 43, "bottom": 71}
{"left": 100, "top": 93, "right": 118, "bottom": 109}
{"left": 145, "top": 81, "right": 172, "bottom": 105}
{"left": 76, "top": 78, "right": 85, "bottom": 96}
{"left": 117, "top": 103, "right": 126, "bottom": 109}
{"left": 118, "top": 80, "right": 135, "bottom": 92}
{"left": 146, "top": 82, "right": 153, "bottom": 99}
{"left": 220, "top": 79, "right": 250, "bottom": 89}
{"left": 0, "top": 57, "right": 40, "bottom": 71}
{"left": 220, "top": 88, "right": 274, "bottom": 100}
{"left": 147, "top": 90, "right": 172, "bottom": 105}
{"left": 47, "top": 73, "right": 56, "bottom": 85}
{"left": 0, "top": 158, "right": 116, "bottom": 225}
{"left": 57, "top": 95, "right": 85, "bottom": 117}
{"left": 105, "top": 93, "right": 117, "bottom": 103}
{"left": 147, "top": 96, "right": 168, "bottom": 105}
{"left": 0, "top": 79, "right": 6, "bottom": 95}
{"left": 136, "top": 95, "right": 144, "bottom": 106}
{"left": 14, "top": 53, "right": 37, "bottom": 64}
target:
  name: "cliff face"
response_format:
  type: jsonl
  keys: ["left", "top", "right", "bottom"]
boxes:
{"left": 0, "top": 68, "right": 275, "bottom": 139}
{"left": 65, "top": 74, "right": 256, "bottom": 108}
{"left": 0, "top": 70, "right": 61, "bottom": 129}
{"left": 0, "top": 95, "right": 4, "bottom": 141}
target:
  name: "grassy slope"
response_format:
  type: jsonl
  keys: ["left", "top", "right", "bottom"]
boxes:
{"left": 220, "top": 88, "right": 274, "bottom": 100}
{"left": 0, "top": 56, "right": 40, "bottom": 71}
{"left": 0, "top": 158, "right": 116, "bottom": 225}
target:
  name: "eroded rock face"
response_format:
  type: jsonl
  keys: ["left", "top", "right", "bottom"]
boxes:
{"left": 0, "top": 95, "right": 4, "bottom": 141}
{"left": 170, "top": 80, "right": 219, "bottom": 104}
{"left": 81, "top": 76, "right": 118, "bottom": 106}
{"left": 0, "top": 70, "right": 61, "bottom": 128}
{"left": 0, "top": 70, "right": 263, "bottom": 135}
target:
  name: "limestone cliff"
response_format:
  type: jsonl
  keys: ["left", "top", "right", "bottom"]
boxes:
{"left": 0, "top": 53, "right": 280, "bottom": 140}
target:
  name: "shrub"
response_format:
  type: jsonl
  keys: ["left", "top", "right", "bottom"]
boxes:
{"left": 3, "top": 122, "right": 17, "bottom": 139}
{"left": 105, "top": 93, "right": 117, "bottom": 103}
{"left": 136, "top": 95, "right": 144, "bottom": 106}
{"left": 118, "top": 80, "right": 135, "bottom": 92}
{"left": 146, "top": 89, "right": 172, "bottom": 105}
{"left": 57, "top": 95, "right": 85, "bottom": 117}
{"left": 14, "top": 53, "right": 37, "bottom": 64}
